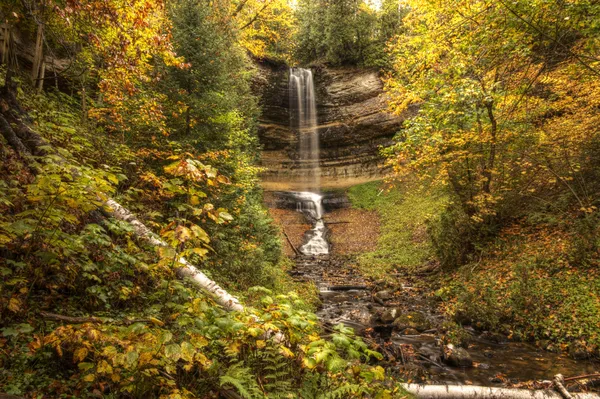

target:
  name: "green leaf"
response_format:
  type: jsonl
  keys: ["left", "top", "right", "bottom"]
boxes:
{"left": 165, "top": 343, "right": 181, "bottom": 361}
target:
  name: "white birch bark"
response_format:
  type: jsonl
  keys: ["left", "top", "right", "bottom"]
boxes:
{"left": 105, "top": 199, "right": 244, "bottom": 312}
{"left": 401, "top": 384, "right": 600, "bottom": 399}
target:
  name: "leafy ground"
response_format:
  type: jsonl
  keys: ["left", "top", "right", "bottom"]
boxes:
{"left": 439, "top": 222, "right": 600, "bottom": 357}
{"left": 347, "top": 181, "right": 448, "bottom": 280}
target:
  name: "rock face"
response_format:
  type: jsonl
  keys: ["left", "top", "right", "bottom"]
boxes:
{"left": 254, "top": 60, "right": 412, "bottom": 191}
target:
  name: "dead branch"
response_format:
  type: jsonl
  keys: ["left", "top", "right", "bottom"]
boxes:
{"left": 565, "top": 374, "right": 600, "bottom": 382}
{"left": 40, "top": 311, "right": 154, "bottom": 326}
{"left": 554, "top": 374, "right": 574, "bottom": 399}
{"left": 401, "top": 384, "right": 600, "bottom": 399}
{"left": 40, "top": 311, "right": 102, "bottom": 324}
{"left": 281, "top": 226, "right": 299, "bottom": 256}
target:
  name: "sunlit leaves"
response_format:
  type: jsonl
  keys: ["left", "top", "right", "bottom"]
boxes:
{"left": 385, "top": 0, "right": 600, "bottom": 222}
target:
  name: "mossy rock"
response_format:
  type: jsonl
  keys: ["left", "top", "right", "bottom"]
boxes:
{"left": 392, "top": 311, "right": 431, "bottom": 332}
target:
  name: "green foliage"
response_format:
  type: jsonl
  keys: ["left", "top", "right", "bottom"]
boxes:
{"left": 441, "top": 223, "right": 600, "bottom": 353}
{"left": 294, "top": 0, "right": 406, "bottom": 67}
{"left": 0, "top": 9, "right": 399, "bottom": 397}
{"left": 348, "top": 181, "right": 447, "bottom": 280}
{"left": 384, "top": 0, "right": 600, "bottom": 266}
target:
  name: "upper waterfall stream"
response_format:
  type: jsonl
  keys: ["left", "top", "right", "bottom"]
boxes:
{"left": 289, "top": 67, "right": 320, "bottom": 192}
{"left": 289, "top": 68, "right": 328, "bottom": 256}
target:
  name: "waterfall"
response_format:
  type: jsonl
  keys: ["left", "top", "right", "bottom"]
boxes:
{"left": 289, "top": 68, "right": 320, "bottom": 191}
{"left": 289, "top": 68, "right": 328, "bottom": 256}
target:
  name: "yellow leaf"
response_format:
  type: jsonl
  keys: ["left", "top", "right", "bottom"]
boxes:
{"left": 279, "top": 346, "right": 294, "bottom": 358}
{"left": 227, "top": 341, "right": 241, "bottom": 354}
{"left": 256, "top": 340, "right": 266, "bottom": 349}
{"left": 74, "top": 347, "right": 88, "bottom": 363}
{"left": 97, "top": 360, "right": 113, "bottom": 374}
{"left": 83, "top": 373, "right": 95, "bottom": 382}
{"left": 149, "top": 317, "right": 164, "bottom": 326}
{"left": 8, "top": 297, "right": 21, "bottom": 313}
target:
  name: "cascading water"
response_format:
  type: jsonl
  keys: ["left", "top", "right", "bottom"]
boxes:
{"left": 289, "top": 68, "right": 328, "bottom": 256}
{"left": 289, "top": 68, "right": 320, "bottom": 191}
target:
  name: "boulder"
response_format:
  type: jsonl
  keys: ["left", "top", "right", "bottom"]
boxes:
{"left": 374, "top": 290, "right": 393, "bottom": 301}
{"left": 442, "top": 344, "right": 473, "bottom": 368}
{"left": 392, "top": 311, "right": 431, "bottom": 332}
{"left": 380, "top": 307, "right": 401, "bottom": 324}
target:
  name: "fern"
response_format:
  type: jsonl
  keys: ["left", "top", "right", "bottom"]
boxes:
{"left": 322, "top": 383, "right": 369, "bottom": 399}
{"left": 219, "top": 362, "right": 265, "bottom": 399}
{"left": 261, "top": 347, "right": 293, "bottom": 395}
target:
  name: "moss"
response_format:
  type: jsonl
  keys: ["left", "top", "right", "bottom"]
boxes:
{"left": 347, "top": 181, "right": 448, "bottom": 280}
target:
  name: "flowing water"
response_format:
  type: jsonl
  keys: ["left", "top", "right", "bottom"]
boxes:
{"left": 289, "top": 68, "right": 328, "bottom": 256}
{"left": 289, "top": 68, "right": 320, "bottom": 193}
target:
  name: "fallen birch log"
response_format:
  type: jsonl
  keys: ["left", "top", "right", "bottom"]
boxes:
{"left": 106, "top": 199, "right": 244, "bottom": 312}
{"left": 0, "top": 82, "right": 244, "bottom": 314}
{"left": 401, "top": 384, "right": 600, "bottom": 399}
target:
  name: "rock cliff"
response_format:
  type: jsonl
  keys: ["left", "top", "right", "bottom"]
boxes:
{"left": 254, "top": 61, "right": 413, "bottom": 191}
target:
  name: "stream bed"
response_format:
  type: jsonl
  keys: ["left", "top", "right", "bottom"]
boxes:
{"left": 283, "top": 191, "right": 599, "bottom": 388}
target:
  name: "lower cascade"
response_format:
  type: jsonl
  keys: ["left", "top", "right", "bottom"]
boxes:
{"left": 291, "top": 191, "right": 329, "bottom": 256}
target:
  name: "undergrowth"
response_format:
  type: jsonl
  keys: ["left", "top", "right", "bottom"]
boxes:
{"left": 438, "top": 221, "right": 600, "bottom": 357}
{"left": 347, "top": 181, "right": 447, "bottom": 280}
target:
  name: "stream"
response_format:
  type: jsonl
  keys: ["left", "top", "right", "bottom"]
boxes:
{"left": 283, "top": 191, "right": 599, "bottom": 388}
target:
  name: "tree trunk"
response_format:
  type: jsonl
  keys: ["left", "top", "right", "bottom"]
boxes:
{"left": 31, "top": 24, "right": 44, "bottom": 87}
{"left": 37, "top": 59, "right": 45, "bottom": 92}
{"left": 483, "top": 100, "right": 497, "bottom": 194}
{"left": 0, "top": 24, "right": 10, "bottom": 64}
{"left": 401, "top": 384, "right": 600, "bottom": 399}
{"left": 105, "top": 199, "right": 244, "bottom": 312}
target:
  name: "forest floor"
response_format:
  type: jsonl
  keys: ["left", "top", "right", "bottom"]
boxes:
{"left": 265, "top": 182, "right": 600, "bottom": 387}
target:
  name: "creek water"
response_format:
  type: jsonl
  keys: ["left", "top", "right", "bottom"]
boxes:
{"left": 283, "top": 67, "right": 599, "bottom": 387}
{"left": 290, "top": 209, "right": 599, "bottom": 387}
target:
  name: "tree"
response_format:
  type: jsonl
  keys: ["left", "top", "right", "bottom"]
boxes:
{"left": 294, "top": 0, "right": 388, "bottom": 66}
{"left": 385, "top": 0, "right": 600, "bottom": 223}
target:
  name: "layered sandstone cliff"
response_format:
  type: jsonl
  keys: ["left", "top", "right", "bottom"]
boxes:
{"left": 254, "top": 61, "right": 412, "bottom": 191}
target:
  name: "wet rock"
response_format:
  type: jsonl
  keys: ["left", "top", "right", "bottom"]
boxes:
{"left": 401, "top": 328, "right": 419, "bottom": 335}
{"left": 348, "top": 307, "right": 373, "bottom": 325}
{"left": 374, "top": 290, "right": 392, "bottom": 301}
{"left": 477, "top": 363, "right": 490, "bottom": 370}
{"left": 568, "top": 340, "right": 589, "bottom": 360}
{"left": 392, "top": 311, "right": 431, "bottom": 332}
{"left": 328, "top": 293, "right": 351, "bottom": 303}
{"left": 442, "top": 344, "right": 473, "bottom": 368}
{"left": 380, "top": 307, "right": 401, "bottom": 323}
{"left": 490, "top": 376, "right": 503, "bottom": 383}
{"left": 480, "top": 331, "right": 508, "bottom": 344}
